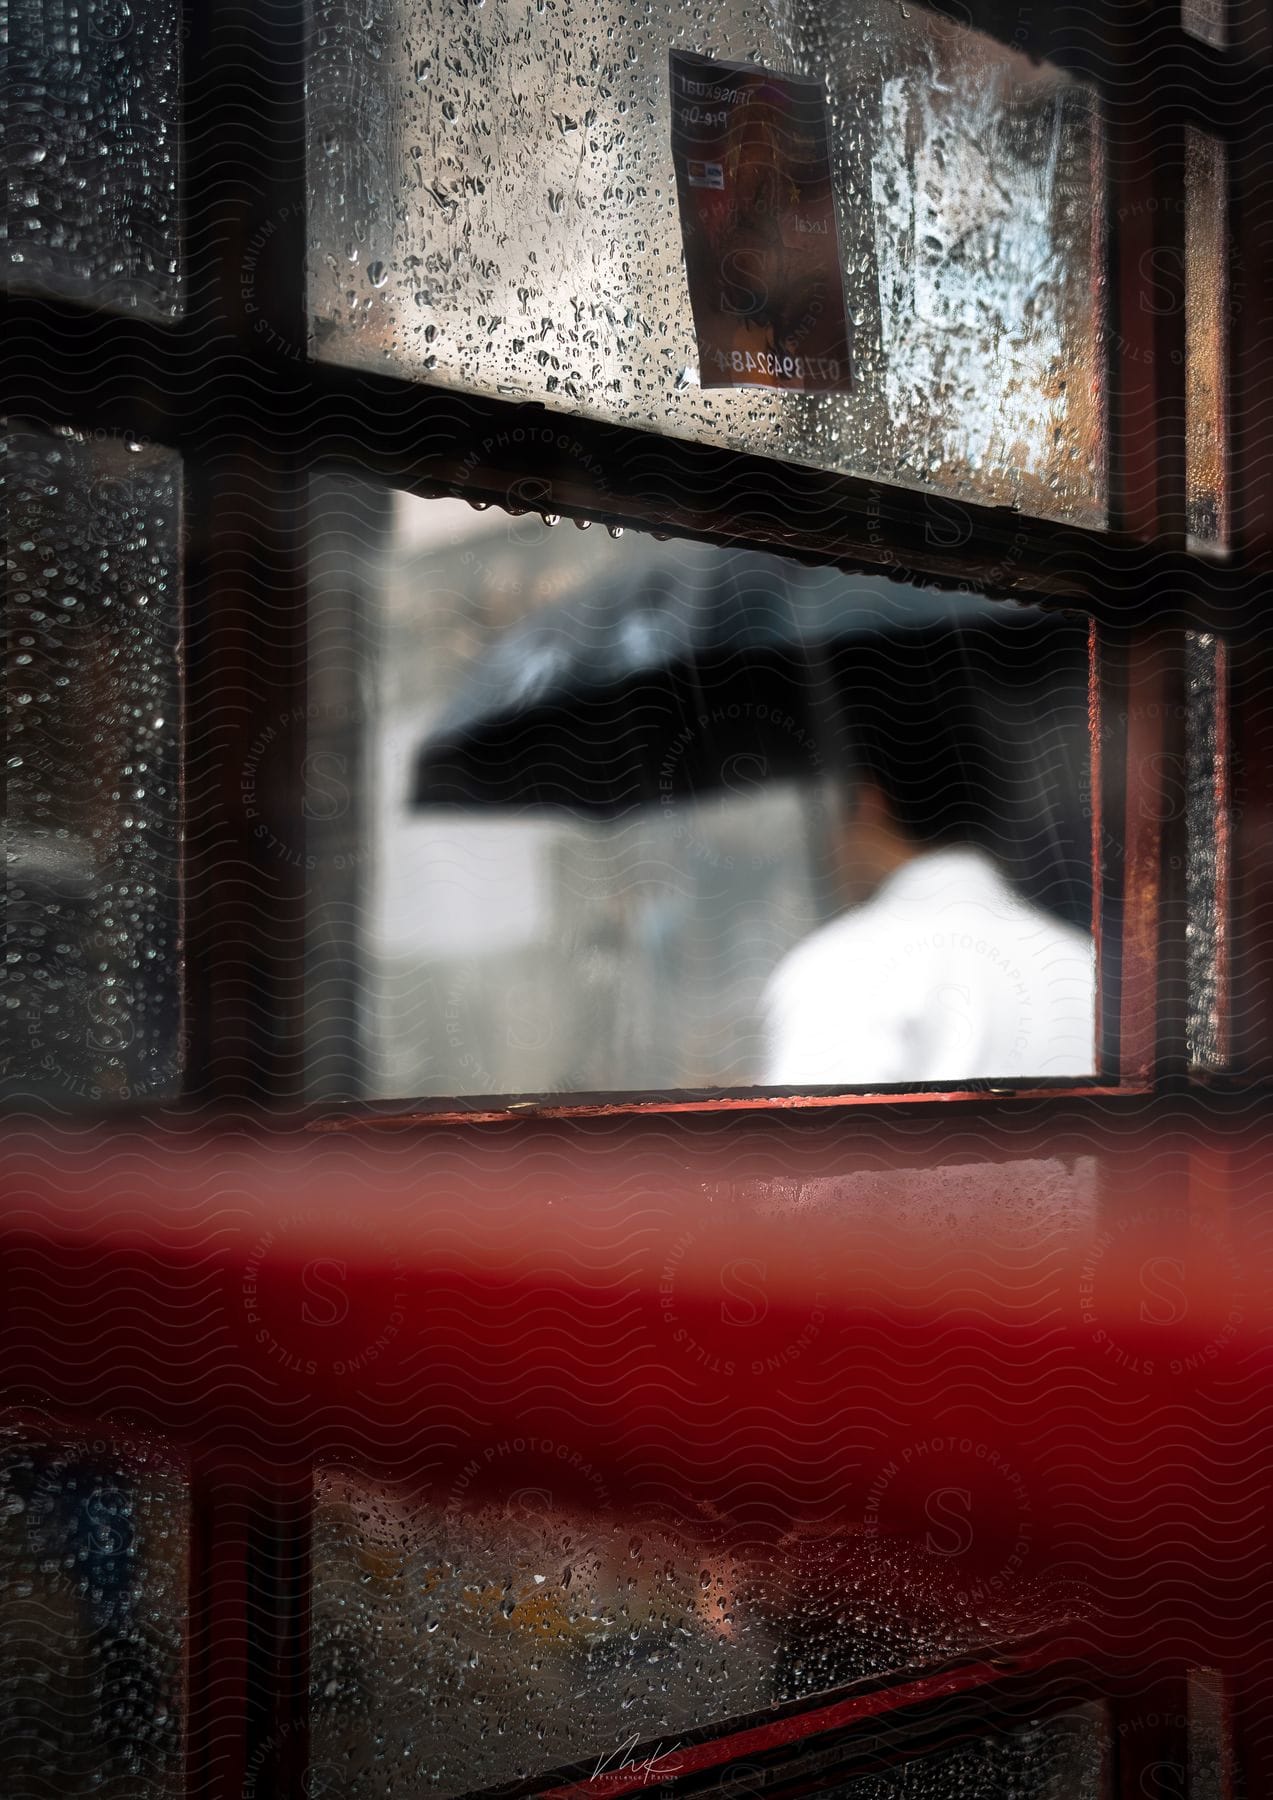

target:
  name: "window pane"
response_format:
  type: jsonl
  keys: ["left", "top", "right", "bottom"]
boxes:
{"left": 0, "top": 1421, "right": 189, "bottom": 1798}
{"left": 1188, "top": 1666, "right": 1235, "bottom": 1800}
{"left": 3, "top": 422, "right": 183, "bottom": 1105}
{"left": 1183, "top": 0, "right": 1228, "bottom": 49}
{"left": 310, "top": 1459, "right": 1090, "bottom": 1798}
{"left": 1186, "top": 128, "right": 1229, "bottom": 553}
{"left": 304, "top": 481, "right": 1095, "bottom": 1100}
{"left": 809, "top": 1706, "right": 1108, "bottom": 1796}
{"left": 306, "top": 2, "right": 1105, "bottom": 526}
{"left": 1187, "top": 633, "right": 1230, "bottom": 1071}
{"left": 6, "top": 0, "right": 182, "bottom": 318}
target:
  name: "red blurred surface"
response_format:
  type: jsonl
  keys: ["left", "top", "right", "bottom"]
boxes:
{"left": 2, "top": 1105, "right": 1271, "bottom": 1800}
{"left": 2, "top": 1109, "right": 1268, "bottom": 1672}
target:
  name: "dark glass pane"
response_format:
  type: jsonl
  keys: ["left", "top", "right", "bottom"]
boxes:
{"left": 6, "top": 0, "right": 182, "bottom": 317}
{"left": 310, "top": 1460, "right": 1095, "bottom": 1798}
{"left": 1186, "top": 632, "right": 1230, "bottom": 1071}
{"left": 817, "top": 1707, "right": 1107, "bottom": 1797}
{"left": 3, "top": 422, "right": 182, "bottom": 1105}
{"left": 0, "top": 1421, "right": 189, "bottom": 1798}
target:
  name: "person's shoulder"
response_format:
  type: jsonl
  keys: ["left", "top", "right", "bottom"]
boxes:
{"left": 764, "top": 902, "right": 907, "bottom": 1005}
{"left": 950, "top": 855, "right": 1092, "bottom": 951}
{"left": 1002, "top": 890, "right": 1094, "bottom": 960}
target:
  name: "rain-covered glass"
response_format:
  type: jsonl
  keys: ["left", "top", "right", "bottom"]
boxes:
{"left": 310, "top": 1462, "right": 1097, "bottom": 1797}
{"left": 1186, "top": 128, "right": 1229, "bottom": 554}
{"left": 2, "top": 422, "right": 183, "bottom": 1105}
{"left": 1187, "top": 1666, "right": 1234, "bottom": 1800}
{"left": 306, "top": 1, "right": 1106, "bottom": 526}
{"left": 1183, "top": 0, "right": 1228, "bottom": 49}
{"left": 0, "top": 1422, "right": 189, "bottom": 1798}
{"left": 6, "top": 0, "right": 182, "bottom": 318}
{"left": 1187, "top": 633, "right": 1230, "bottom": 1071}
{"left": 806, "top": 1709, "right": 1107, "bottom": 1797}
{"left": 303, "top": 483, "right": 1096, "bottom": 1100}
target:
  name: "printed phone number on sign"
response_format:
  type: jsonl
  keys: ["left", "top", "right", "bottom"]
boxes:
{"left": 710, "top": 348, "right": 844, "bottom": 381}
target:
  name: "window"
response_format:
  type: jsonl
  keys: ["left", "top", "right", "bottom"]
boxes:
{"left": 4, "top": 0, "right": 1271, "bottom": 1796}
{"left": 307, "top": 0, "right": 1107, "bottom": 524}
{"left": 2, "top": 421, "right": 182, "bottom": 1104}
{"left": 304, "top": 482, "right": 1098, "bottom": 1099}
{"left": 1185, "top": 128, "right": 1230, "bottom": 553}
{"left": 7, "top": 0, "right": 183, "bottom": 318}
{"left": 0, "top": 1419, "right": 189, "bottom": 1798}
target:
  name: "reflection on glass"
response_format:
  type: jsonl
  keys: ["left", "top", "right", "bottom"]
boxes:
{"left": 6, "top": 0, "right": 182, "bottom": 317}
{"left": 310, "top": 1467, "right": 1079, "bottom": 1798}
{"left": 1183, "top": 0, "right": 1228, "bottom": 49}
{"left": 2, "top": 422, "right": 182, "bottom": 1105}
{"left": 0, "top": 1422, "right": 188, "bottom": 1798}
{"left": 307, "top": 1, "right": 1105, "bottom": 525}
{"left": 1186, "top": 128, "right": 1229, "bottom": 553}
{"left": 304, "top": 485, "right": 1094, "bottom": 1099}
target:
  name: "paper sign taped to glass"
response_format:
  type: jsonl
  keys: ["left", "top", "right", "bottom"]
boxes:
{"left": 670, "top": 49, "right": 854, "bottom": 394}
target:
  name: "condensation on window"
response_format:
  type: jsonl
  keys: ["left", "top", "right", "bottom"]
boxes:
{"left": 306, "top": 1, "right": 1105, "bottom": 527}
{"left": 1185, "top": 129, "right": 1229, "bottom": 553}
{"left": 807, "top": 1705, "right": 1108, "bottom": 1797}
{"left": 6, "top": 0, "right": 182, "bottom": 318}
{"left": 1188, "top": 1666, "right": 1235, "bottom": 1800}
{"left": 2, "top": 422, "right": 183, "bottom": 1105}
{"left": 0, "top": 1421, "right": 189, "bottom": 1798}
{"left": 1186, "top": 632, "right": 1229, "bottom": 1071}
{"left": 309, "top": 1464, "right": 1081, "bottom": 1798}
{"left": 1183, "top": 0, "right": 1228, "bottom": 49}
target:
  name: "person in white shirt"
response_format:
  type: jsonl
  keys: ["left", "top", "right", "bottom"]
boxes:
{"left": 762, "top": 774, "right": 1096, "bottom": 1088}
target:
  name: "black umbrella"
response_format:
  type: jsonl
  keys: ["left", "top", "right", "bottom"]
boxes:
{"left": 410, "top": 541, "right": 1092, "bottom": 926}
